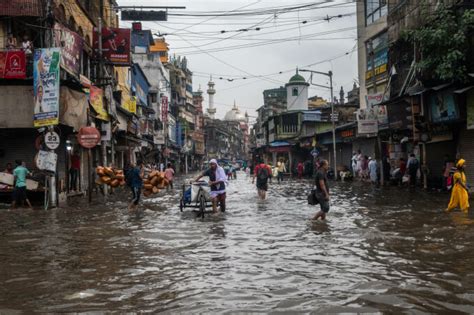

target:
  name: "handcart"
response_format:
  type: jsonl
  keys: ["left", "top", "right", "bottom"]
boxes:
{"left": 179, "top": 181, "right": 213, "bottom": 218}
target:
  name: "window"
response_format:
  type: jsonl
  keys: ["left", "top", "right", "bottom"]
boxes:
{"left": 292, "top": 87, "right": 298, "bottom": 96}
{"left": 365, "top": 0, "right": 387, "bottom": 25}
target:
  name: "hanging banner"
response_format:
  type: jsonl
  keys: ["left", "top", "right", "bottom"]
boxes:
{"left": 89, "top": 86, "right": 109, "bottom": 121}
{"left": 0, "top": 50, "right": 26, "bottom": 79}
{"left": 53, "top": 23, "right": 84, "bottom": 77}
{"left": 93, "top": 27, "right": 131, "bottom": 65}
{"left": 161, "top": 95, "right": 168, "bottom": 124}
{"left": 357, "top": 108, "right": 378, "bottom": 134}
{"left": 123, "top": 96, "right": 137, "bottom": 114}
{"left": 33, "top": 48, "right": 61, "bottom": 127}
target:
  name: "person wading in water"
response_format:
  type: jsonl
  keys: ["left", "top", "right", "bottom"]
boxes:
{"left": 313, "top": 159, "right": 330, "bottom": 221}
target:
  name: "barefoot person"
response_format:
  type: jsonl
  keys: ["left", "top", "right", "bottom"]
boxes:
{"left": 252, "top": 159, "right": 272, "bottom": 200}
{"left": 313, "top": 159, "right": 330, "bottom": 220}
{"left": 446, "top": 159, "right": 470, "bottom": 213}
{"left": 194, "top": 159, "right": 227, "bottom": 213}
{"left": 127, "top": 160, "right": 144, "bottom": 213}
{"left": 11, "top": 160, "right": 33, "bottom": 209}
{"left": 164, "top": 163, "right": 175, "bottom": 190}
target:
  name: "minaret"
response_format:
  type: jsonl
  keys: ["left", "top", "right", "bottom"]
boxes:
{"left": 207, "top": 76, "right": 216, "bottom": 119}
{"left": 339, "top": 86, "right": 345, "bottom": 105}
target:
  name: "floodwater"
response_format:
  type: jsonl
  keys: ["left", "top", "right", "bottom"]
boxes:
{"left": 1, "top": 172, "right": 474, "bottom": 313}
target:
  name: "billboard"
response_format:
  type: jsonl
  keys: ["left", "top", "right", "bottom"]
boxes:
{"left": 0, "top": 50, "right": 26, "bottom": 79}
{"left": 93, "top": 28, "right": 131, "bottom": 65}
{"left": 366, "top": 92, "right": 388, "bottom": 125}
{"left": 357, "top": 108, "right": 378, "bottom": 134}
{"left": 429, "top": 90, "right": 459, "bottom": 123}
{"left": 53, "top": 23, "right": 84, "bottom": 77}
{"left": 121, "top": 10, "right": 167, "bottom": 21}
{"left": 33, "top": 48, "right": 61, "bottom": 127}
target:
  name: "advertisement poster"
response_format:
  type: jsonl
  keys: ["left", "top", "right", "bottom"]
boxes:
{"left": 467, "top": 90, "right": 474, "bottom": 130}
{"left": 161, "top": 96, "right": 168, "bottom": 124}
{"left": 357, "top": 108, "right": 378, "bottom": 134}
{"left": 0, "top": 50, "right": 26, "bottom": 79}
{"left": 89, "top": 86, "right": 109, "bottom": 121}
{"left": 123, "top": 96, "right": 137, "bottom": 114}
{"left": 33, "top": 48, "right": 61, "bottom": 127}
{"left": 53, "top": 23, "right": 84, "bottom": 77}
{"left": 93, "top": 28, "right": 131, "bottom": 65}
{"left": 430, "top": 90, "right": 458, "bottom": 123}
{"left": 366, "top": 93, "right": 388, "bottom": 125}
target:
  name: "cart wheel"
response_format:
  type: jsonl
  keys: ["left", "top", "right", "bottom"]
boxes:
{"left": 179, "top": 198, "right": 184, "bottom": 211}
{"left": 199, "top": 195, "right": 206, "bottom": 218}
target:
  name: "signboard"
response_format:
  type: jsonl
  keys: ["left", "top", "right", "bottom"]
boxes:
{"left": 430, "top": 90, "right": 459, "bottom": 123}
{"left": 357, "top": 108, "right": 378, "bottom": 134}
{"left": 93, "top": 28, "right": 131, "bottom": 65}
{"left": 53, "top": 23, "right": 84, "bottom": 77}
{"left": 123, "top": 97, "right": 137, "bottom": 114}
{"left": 89, "top": 86, "right": 109, "bottom": 121}
{"left": 77, "top": 126, "right": 101, "bottom": 148}
{"left": 161, "top": 96, "right": 168, "bottom": 124}
{"left": 0, "top": 50, "right": 26, "bottom": 79}
{"left": 35, "top": 150, "right": 57, "bottom": 173}
{"left": 33, "top": 48, "right": 61, "bottom": 127}
{"left": 44, "top": 131, "right": 60, "bottom": 150}
{"left": 366, "top": 93, "right": 389, "bottom": 125}
{"left": 467, "top": 90, "right": 474, "bottom": 130}
{"left": 121, "top": 10, "right": 167, "bottom": 21}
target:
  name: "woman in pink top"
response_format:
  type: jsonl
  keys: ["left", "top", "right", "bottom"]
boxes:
{"left": 164, "top": 163, "right": 175, "bottom": 190}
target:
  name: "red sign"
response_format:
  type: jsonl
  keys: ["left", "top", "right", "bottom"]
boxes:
{"left": 0, "top": 50, "right": 26, "bottom": 79}
{"left": 77, "top": 126, "right": 101, "bottom": 149}
{"left": 268, "top": 146, "right": 291, "bottom": 153}
{"left": 161, "top": 96, "right": 168, "bottom": 124}
{"left": 340, "top": 129, "right": 355, "bottom": 138}
{"left": 93, "top": 28, "right": 131, "bottom": 65}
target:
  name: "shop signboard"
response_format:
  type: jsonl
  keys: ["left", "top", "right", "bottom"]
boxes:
{"left": 357, "top": 108, "right": 378, "bottom": 134}
{"left": 44, "top": 131, "right": 60, "bottom": 150}
{"left": 161, "top": 96, "right": 168, "bottom": 124}
{"left": 467, "top": 89, "right": 474, "bottom": 130}
{"left": 53, "top": 23, "right": 83, "bottom": 77}
{"left": 123, "top": 96, "right": 137, "bottom": 114}
{"left": 33, "top": 48, "right": 61, "bottom": 127}
{"left": 77, "top": 126, "right": 101, "bottom": 148}
{"left": 429, "top": 90, "right": 459, "bottom": 123}
{"left": 0, "top": 50, "right": 26, "bottom": 79}
{"left": 93, "top": 28, "right": 131, "bottom": 65}
{"left": 89, "top": 86, "right": 109, "bottom": 121}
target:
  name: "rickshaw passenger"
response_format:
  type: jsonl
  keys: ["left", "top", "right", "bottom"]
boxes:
{"left": 194, "top": 159, "right": 227, "bottom": 213}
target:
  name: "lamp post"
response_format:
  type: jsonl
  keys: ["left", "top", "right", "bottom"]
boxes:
{"left": 300, "top": 69, "right": 336, "bottom": 179}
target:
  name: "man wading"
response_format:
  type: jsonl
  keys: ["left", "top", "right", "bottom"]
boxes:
{"left": 194, "top": 159, "right": 227, "bottom": 213}
{"left": 313, "top": 159, "right": 330, "bottom": 221}
{"left": 252, "top": 160, "right": 272, "bottom": 200}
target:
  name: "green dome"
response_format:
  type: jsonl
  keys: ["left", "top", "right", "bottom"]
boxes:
{"left": 289, "top": 73, "right": 305, "bottom": 84}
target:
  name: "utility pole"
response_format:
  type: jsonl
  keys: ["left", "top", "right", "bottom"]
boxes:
{"left": 98, "top": 17, "right": 108, "bottom": 197}
{"left": 300, "top": 69, "right": 337, "bottom": 179}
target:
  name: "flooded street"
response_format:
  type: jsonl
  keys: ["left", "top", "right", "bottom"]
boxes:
{"left": 2, "top": 172, "right": 474, "bottom": 313}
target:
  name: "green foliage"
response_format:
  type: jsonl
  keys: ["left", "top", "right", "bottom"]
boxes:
{"left": 403, "top": 4, "right": 474, "bottom": 82}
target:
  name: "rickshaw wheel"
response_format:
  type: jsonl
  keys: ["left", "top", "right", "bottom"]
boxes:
{"left": 199, "top": 195, "right": 206, "bottom": 218}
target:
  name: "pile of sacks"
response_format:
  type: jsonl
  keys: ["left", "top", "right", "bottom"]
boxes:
{"left": 96, "top": 166, "right": 126, "bottom": 187}
{"left": 143, "top": 171, "right": 170, "bottom": 197}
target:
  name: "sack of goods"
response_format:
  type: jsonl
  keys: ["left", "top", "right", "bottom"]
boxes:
{"left": 96, "top": 166, "right": 126, "bottom": 187}
{"left": 142, "top": 171, "right": 170, "bottom": 197}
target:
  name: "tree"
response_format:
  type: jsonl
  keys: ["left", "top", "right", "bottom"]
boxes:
{"left": 403, "top": 4, "right": 474, "bottom": 83}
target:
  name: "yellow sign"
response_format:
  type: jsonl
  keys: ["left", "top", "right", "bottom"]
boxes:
{"left": 366, "top": 64, "right": 387, "bottom": 80}
{"left": 34, "top": 117, "right": 59, "bottom": 128}
{"left": 123, "top": 97, "right": 137, "bottom": 114}
{"left": 89, "top": 86, "right": 109, "bottom": 121}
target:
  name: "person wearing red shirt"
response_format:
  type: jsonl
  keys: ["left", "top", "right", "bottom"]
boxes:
{"left": 297, "top": 161, "right": 304, "bottom": 179}
{"left": 252, "top": 160, "right": 272, "bottom": 200}
{"left": 69, "top": 152, "right": 81, "bottom": 191}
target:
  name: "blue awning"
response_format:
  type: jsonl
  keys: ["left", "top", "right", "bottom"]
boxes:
{"left": 270, "top": 141, "right": 290, "bottom": 147}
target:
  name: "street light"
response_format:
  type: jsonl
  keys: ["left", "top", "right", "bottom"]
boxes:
{"left": 300, "top": 69, "right": 337, "bottom": 179}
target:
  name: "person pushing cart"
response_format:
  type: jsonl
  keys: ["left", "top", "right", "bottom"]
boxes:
{"left": 194, "top": 159, "right": 227, "bottom": 214}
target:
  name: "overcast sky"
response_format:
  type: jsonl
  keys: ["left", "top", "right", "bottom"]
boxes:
{"left": 118, "top": 0, "right": 358, "bottom": 123}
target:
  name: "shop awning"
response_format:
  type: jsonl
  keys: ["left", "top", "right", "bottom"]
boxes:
{"left": 270, "top": 141, "right": 290, "bottom": 147}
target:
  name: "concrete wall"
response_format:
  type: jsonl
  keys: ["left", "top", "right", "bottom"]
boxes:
{"left": 286, "top": 85, "right": 309, "bottom": 111}
{"left": 0, "top": 85, "right": 34, "bottom": 128}
{"left": 356, "top": 1, "right": 387, "bottom": 109}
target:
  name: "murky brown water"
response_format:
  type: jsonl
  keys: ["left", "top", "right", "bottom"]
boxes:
{"left": 1, "top": 172, "right": 474, "bottom": 313}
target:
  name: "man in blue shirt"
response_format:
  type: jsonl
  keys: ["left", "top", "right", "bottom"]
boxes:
{"left": 127, "top": 160, "right": 144, "bottom": 213}
{"left": 11, "top": 160, "right": 33, "bottom": 209}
